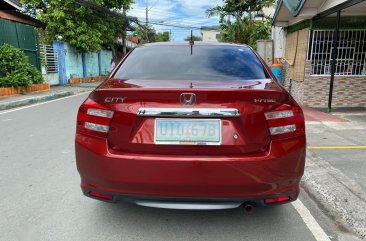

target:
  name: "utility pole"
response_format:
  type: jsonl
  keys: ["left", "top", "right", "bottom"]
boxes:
{"left": 145, "top": 0, "right": 149, "bottom": 43}
{"left": 169, "top": 30, "right": 172, "bottom": 42}
{"left": 122, "top": 5, "right": 127, "bottom": 56}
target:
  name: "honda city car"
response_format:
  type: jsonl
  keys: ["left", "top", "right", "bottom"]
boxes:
{"left": 75, "top": 42, "right": 306, "bottom": 210}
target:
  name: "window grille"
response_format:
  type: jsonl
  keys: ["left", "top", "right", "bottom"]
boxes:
{"left": 40, "top": 44, "right": 58, "bottom": 73}
{"left": 309, "top": 30, "right": 366, "bottom": 76}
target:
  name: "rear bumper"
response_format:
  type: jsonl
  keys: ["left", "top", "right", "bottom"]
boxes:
{"left": 76, "top": 134, "right": 306, "bottom": 202}
{"left": 83, "top": 191, "right": 297, "bottom": 209}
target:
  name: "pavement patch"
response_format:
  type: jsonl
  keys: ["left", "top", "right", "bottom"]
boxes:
{"left": 302, "top": 151, "right": 366, "bottom": 240}
{"left": 308, "top": 146, "right": 366, "bottom": 149}
{"left": 292, "top": 199, "right": 332, "bottom": 241}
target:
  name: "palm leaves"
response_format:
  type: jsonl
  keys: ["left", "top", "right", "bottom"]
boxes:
{"left": 207, "top": 0, "right": 274, "bottom": 46}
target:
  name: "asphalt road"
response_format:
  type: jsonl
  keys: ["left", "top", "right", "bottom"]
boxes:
{"left": 0, "top": 93, "right": 361, "bottom": 241}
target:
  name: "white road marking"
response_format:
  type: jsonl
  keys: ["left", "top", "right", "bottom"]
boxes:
{"left": 0, "top": 92, "right": 90, "bottom": 115}
{"left": 2, "top": 118, "right": 12, "bottom": 122}
{"left": 292, "top": 199, "right": 331, "bottom": 241}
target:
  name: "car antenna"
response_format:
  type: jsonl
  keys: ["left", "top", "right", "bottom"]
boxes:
{"left": 189, "top": 30, "right": 194, "bottom": 55}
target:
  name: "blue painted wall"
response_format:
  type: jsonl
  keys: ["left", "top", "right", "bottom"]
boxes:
{"left": 55, "top": 42, "right": 112, "bottom": 82}
{"left": 53, "top": 41, "right": 67, "bottom": 85}
{"left": 64, "top": 43, "right": 83, "bottom": 79}
{"left": 85, "top": 52, "right": 99, "bottom": 77}
{"left": 100, "top": 50, "right": 113, "bottom": 75}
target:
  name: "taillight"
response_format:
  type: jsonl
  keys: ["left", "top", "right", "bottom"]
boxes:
{"left": 76, "top": 98, "right": 114, "bottom": 138}
{"left": 265, "top": 104, "right": 305, "bottom": 140}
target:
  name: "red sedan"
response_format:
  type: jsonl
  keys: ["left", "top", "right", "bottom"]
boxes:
{"left": 75, "top": 42, "right": 306, "bottom": 210}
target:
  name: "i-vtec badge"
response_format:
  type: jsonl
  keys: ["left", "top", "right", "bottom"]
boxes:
{"left": 105, "top": 97, "right": 127, "bottom": 103}
{"left": 254, "top": 99, "right": 276, "bottom": 103}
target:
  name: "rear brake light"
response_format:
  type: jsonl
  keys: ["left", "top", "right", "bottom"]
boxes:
{"left": 265, "top": 196, "right": 290, "bottom": 204}
{"left": 265, "top": 104, "right": 305, "bottom": 140}
{"left": 76, "top": 99, "right": 114, "bottom": 138}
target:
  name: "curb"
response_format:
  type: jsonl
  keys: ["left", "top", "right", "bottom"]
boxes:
{"left": 0, "top": 90, "right": 81, "bottom": 111}
{"left": 302, "top": 151, "right": 366, "bottom": 240}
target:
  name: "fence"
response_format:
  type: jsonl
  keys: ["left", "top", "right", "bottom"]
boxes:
{"left": 309, "top": 29, "right": 366, "bottom": 76}
{"left": 52, "top": 41, "right": 112, "bottom": 85}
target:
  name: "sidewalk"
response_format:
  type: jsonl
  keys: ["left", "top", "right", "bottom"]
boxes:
{"left": 0, "top": 82, "right": 101, "bottom": 111}
{"left": 302, "top": 106, "right": 366, "bottom": 240}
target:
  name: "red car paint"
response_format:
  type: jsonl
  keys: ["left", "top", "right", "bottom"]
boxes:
{"left": 75, "top": 42, "right": 306, "bottom": 208}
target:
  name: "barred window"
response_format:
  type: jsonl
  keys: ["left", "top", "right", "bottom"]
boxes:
{"left": 308, "top": 30, "right": 366, "bottom": 76}
{"left": 40, "top": 44, "right": 58, "bottom": 73}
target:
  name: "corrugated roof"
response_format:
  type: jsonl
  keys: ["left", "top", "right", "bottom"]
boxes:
{"left": 0, "top": 0, "right": 21, "bottom": 10}
{"left": 273, "top": 0, "right": 306, "bottom": 22}
{"left": 283, "top": 0, "right": 306, "bottom": 16}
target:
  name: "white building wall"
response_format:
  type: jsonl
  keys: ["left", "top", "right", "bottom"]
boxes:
{"left": 272, "top": 26, "right": 287, "bottom": 58}
{"left": 201, "top": 30, "right": 220, "bottom": 42}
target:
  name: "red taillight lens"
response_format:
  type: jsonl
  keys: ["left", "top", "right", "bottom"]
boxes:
{"left": 89, "top": 191, "right": 113, "bottom": 200}
{"left": 76, "top": 99, "right": 114, "bottom": 138}
{"left": 265, "top": 104, "right": 305, "bottom": 140}
{"left": 264, "top": 196, "right": 290, "bottom": 204}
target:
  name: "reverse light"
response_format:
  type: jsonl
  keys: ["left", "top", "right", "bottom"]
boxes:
{"left": 265, "top": 196, "right": 290, "bottom": 204}
{"left": 85, "top": 122, "right": 110, "bottom": 133}
{"left": 76, "top": 99, "right": 114, "bottom": 138}
{"left": 269, "top": 124, "right": 296, "bottom": 135}
{"left": 265, "top": 104, "right": 305, "bottom": 140}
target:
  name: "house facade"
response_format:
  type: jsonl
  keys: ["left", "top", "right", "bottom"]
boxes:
{"left": 201, "top": 26, "right": 221, "bottom": 42}
{"left": 272, "top": 0, "right": 366, "bottom": 109}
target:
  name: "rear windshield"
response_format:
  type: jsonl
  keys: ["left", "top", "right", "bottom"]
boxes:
{"left": 113, "top": 45, "right": 268, "bottom": 81}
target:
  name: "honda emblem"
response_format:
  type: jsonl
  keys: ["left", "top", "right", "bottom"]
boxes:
{"left": 180, "top": 93, "right": 196, "bottom": 106}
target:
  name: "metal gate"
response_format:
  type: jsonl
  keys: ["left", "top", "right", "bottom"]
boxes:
{"left": 0, "top": 18, "right": 41, "bottom": 71}
{"left": 40, "top": 44, "right": 60, "bottom": 85}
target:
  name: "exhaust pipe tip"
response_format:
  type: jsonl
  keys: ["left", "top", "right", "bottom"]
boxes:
{"left": 242, "top": 203, "right": 255, "bottom": 214}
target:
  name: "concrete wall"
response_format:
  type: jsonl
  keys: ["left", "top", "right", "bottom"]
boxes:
{"left": 100, "top": 49, "right": 112, "bottom": 75}
{"left": 64, "top": 43, "right": 83, "bottom": 79}
{"left": 62, "top": 43, "right": 112, "bottom": 80}
{"left": 84, "top": 52, "right": 99, "bottom": 77}
{"left": 272, "top": 26, "right": 286, "bottom": 58}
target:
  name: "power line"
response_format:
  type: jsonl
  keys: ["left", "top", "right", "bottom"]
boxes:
{"left": 137, "top": 20, "right": 201, "bottom": 29}
{"left": 137, "top": 17, "right": 204, "bottom": 28}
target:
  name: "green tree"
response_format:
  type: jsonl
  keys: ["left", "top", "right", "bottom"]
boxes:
{"left": 132, "top": 26, "right": 170, "bottom": 43}
{"left": 207, "top": 0, "right": 274, "bottom": 47}
{"left": 21, "top": 0, "right": 133, "bottom": 52}
{"left": 184, "top": 35, "right": 202, "bottom": 41}
{"left": 132, "top": 25, "right": 156, "bottom": 44}
{"left": 156, "top": 32, "right": 170, "bottom": 42}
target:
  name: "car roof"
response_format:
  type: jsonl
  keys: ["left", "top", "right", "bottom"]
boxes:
{"left": 139, "top": 42, "right": 249, "bottom": 48}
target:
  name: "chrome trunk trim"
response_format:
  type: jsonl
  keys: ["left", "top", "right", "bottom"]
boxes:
{"left": 137, "top": 108, "right": 240, "bottom": 117}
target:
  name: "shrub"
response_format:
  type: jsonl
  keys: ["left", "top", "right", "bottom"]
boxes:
{"left": 0, "top": 71, "right": 31, "bottom": 88}
{"left": 0, "top": 44, "right": 44, "bottom": 88}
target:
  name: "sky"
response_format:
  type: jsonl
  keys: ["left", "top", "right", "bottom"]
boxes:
{"left": 128, "top": 0, "right": 222, "bottom": 41}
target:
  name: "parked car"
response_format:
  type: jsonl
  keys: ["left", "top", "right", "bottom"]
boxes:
{"left": 75, "top": 42, "right": 306, "bottom": 210}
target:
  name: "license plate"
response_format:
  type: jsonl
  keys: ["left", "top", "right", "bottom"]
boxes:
{"left": 155, "top": 119, "right": 221, "bottom": 145}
